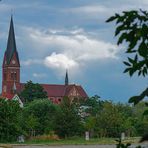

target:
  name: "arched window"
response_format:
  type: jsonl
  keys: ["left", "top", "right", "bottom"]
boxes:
{"left": 11, "top": 72, "right": 14, "bottom": 80}
{"left": 11, "top": 71, "right": 17, "bottom": 80}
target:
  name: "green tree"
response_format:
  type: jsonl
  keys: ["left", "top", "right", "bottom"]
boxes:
{"left": 81, "top": 95, "right": 104, "bottom": 117}
{"left": 54, "top": 97, "right": 83, "bottom": 138}
{"left": 84, "top": 116, "right": 96, "bottom": 138}
{"left": 24, "top": 114, "right": 39, "bottom": 137}
{"left": 106, "top": 9, "right": 148, "bottom": 112}
{"left": 23, "top": 99, "right": 59, "bottom": 136}
{"left": 131, "top": 102, "right": 148, "bottom": 136}
{"left": 80, "top": 95, "right": 104, "bottom": 137}
{"left": 20, "top": 80, "right": 48, "bottom": 102}
{"left": 0, "top": 99, "right": 22, "bottom": 142}
{"left": 96, "top": 101, "right": 125, "bottom": 137}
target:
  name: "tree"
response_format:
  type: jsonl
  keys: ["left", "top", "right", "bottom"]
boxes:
{"left": 96, "top": 101, "right": 125, "bottom": 137}
{"left": 80, "top": 95, "right": 104, "bottom": 137}
{"left": 54, "top": 97, "right": 83, "bottom": 138}
{"left": 131, "top": 102, "right": 148, "bottom": 136}
{"left": 22, "top": 99, "right": 59, "bottom": 136}
{"left": 106, "top": 9, "right": 148, "bottom": 112}
{"left": 24, "top": 114, "right": 39, "bottom": 137}
{"left": 0, "top": 99, "right": 22, "bottom": 142}
{"left": 84, "top": 116, "right": 96, "bottom": 137}
{"left": 81, "top": 95, "right": 103, "bottom": 117}
{"left": 20, "top": 80, "right": 48, "bottom": 102}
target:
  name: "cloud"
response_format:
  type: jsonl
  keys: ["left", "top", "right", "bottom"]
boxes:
{"left": 20, "top": 26, "right": 119, "bottom": 75}
{"left": 44, "top": 52, "right": 79, "bottom": 70}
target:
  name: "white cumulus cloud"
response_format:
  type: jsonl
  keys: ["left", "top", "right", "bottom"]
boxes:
{"left": 44, "top": 52, "right": 79, "bottom": 70}
{"left": 19, "top": 26, "right": 119, "bottom": 76}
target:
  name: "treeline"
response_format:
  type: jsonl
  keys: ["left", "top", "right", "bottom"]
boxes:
{"left": 0, "top": 96, "right": 148, "bottom": 142}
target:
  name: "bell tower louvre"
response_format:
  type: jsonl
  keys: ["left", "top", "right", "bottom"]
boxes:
{"left": 1, "top": 16, "right": 88, "bottom": 103}
{"left": 2, "top": 16, "right": 20, "bottom": 98}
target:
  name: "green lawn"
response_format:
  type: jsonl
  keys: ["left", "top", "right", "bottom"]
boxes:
{"left": 0, "top": 137, "right": 141, "bottom": 146}
{"left": 25, "top": 137, "right": 116, "bottom": 145}
{"left": 26, "top": 137, "right": 141, "bottom": 145}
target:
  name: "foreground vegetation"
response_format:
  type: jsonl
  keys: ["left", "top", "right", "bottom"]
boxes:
{"left": 0, "top": 96, "right": 147, "bottom": 143}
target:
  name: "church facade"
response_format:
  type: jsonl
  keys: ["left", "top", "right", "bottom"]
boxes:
{"left": 1, "top": 17, "right": 88, "bottom": 104}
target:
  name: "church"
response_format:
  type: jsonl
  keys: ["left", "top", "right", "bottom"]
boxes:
{"left": 1, "top": 16, "right": 88, "bottom": 104}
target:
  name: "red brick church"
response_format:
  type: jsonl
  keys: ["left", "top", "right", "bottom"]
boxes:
{"left": 1, "top": 16, "right": 88, "bottom": 104}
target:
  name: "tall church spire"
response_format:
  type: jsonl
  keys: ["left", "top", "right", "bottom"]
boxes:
{"left": 5, "top": 15, "right": 20, "bottom": 66}
{"left": 2, "top": 16, "right": 21, "bottom": 98}
{"left": 65, "top": 70, "right": 69, "bottom": 85}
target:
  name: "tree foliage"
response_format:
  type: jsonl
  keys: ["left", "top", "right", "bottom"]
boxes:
{"left": 81, "top": 95, "right": 103, "bottom": 117}
{"left": 0, "top": 96, "right": 147, "bottom": 141}
{"left": 96, "top": 101, "right": 125, "bottom": 137}
{"left": 20, "top": 80, "right": 48, "bottom": 102}
{"left": 106, "top": 9, "right": 148, "bottom": 107}
{"left": 54, "top": 97, "right": 83, "bottom": 138}
{"left": 0, "top": 99, "right": 22, "bottom": 142}
{"left": 22, "top": 99, "right": 59, "bottom": 135}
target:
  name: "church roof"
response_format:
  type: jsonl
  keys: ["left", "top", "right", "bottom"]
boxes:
{"left": 5, "top": 16, "right": 20, "bottom": 65}
{"left": 20, "top": 83, "right": 88, "bottom": 98}
{"left": 41, "top": 84, "right": 88, "bottom": 98}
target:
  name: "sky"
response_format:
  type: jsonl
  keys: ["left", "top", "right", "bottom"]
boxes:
{"left": 0, "top": 0, "right": 147, "bottom": 102}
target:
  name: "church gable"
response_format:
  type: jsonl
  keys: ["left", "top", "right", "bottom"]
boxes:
{"left": 67, "top": 86, "right": 80, "bottom": 97}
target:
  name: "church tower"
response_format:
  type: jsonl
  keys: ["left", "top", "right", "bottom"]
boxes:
{"left": 2, "top": 16, "right": 20, "bottom": 98}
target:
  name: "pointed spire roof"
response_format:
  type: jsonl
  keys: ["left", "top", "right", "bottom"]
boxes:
{"left": 65, "top": 70, "right": 69, "bottom": 85}
{"left": 5, "top": 15, "right": 20, "bottom": 65}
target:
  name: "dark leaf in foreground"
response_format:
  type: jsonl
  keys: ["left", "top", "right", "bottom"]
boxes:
{"left": 140, "top": 134, "right": 148, "bottom": 142}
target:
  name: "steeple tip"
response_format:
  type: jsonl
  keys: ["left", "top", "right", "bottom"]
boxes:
{"left": 10, "top": 13, "right": 14, "bottom": 26}
{"left": 65, "top": 69, "right": 69, "bottom": 85}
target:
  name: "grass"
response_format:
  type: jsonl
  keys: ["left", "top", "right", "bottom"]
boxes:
{"left": 0, "top": 137, "right": 141, "bottom": 146}
{"left": 25, "top": 137, "right": 116, "bottom": 145}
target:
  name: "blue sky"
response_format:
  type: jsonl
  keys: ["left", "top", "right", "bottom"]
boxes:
{"left": 0, "top": 0, "right": 147, "bottom": 102}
